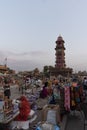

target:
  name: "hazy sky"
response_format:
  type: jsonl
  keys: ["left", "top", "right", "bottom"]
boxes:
{"left": 0, "top": 0, "right": 87, "bottom": 72}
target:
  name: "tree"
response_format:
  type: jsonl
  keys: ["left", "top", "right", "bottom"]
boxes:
{"left": 43, "top": 65, "right": 54, "bottom": 78}
{"left": 33, "top": 68, "right": 40, "bottom": 77}
{"left": 43, "top": 66, "right": 49, "bottom": 73}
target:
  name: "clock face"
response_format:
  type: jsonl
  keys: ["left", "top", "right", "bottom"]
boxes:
{"left": 57, "top": 49, "right": 62, "bottom": 52}
{"left": 58, "top": 49, "right": 62, "bottom": 52}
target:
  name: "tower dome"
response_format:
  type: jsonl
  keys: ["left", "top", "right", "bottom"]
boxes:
{"left": 56, "top": 35, "right": 65, "bottom": 43}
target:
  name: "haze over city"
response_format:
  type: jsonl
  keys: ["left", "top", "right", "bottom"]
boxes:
{"left": 0, "top": 0, "right": 87, "bottom": 72}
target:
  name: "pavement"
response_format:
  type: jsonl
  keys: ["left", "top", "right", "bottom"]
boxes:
{"left": 64, "top": 111, "right": 84, "bottom": 130}
{"left": 60, "top": 115, "right": 68, "bottom": 130}
{"left": 10, "top": 84, "right": 23, "bottom": 99}
{"left": 60, "top": 104, "right": 87, "bottom": 130}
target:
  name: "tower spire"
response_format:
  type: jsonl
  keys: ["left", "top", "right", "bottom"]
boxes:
{"left": 55, "top": 35, "right": 66, "bottom": 68}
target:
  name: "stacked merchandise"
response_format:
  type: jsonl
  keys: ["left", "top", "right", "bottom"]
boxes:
{"left": 0, "top": 88, "right": 19, "bottom": 124}
{"left": 4, "top": 96, "right": 13, "bottom": 121}
{"left": 0, "top": 87, "right": 4, "bottom": 122}
{"left": 27, "top": 94, "right": 37, "bottom": 104}
{"left": 42, "top": 104, "right": 61, "bottom": 125}
{"left": 36, "top": 104, "right": 60, "bottom": 130}
{"left": 0, "top": 87, "right": 13, "bottom": 122}
{"left": 26, "top": 87, "right": 40, "bottom": 108}
{"left": 26, "top": 94, "right": 38, "bottom": 111}
{"left": 12, "top": 99, "right": 19, "bottom": 114}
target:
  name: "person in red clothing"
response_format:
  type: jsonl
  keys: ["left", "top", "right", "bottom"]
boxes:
{"left": 15, "top": 95, "right": 31, "bottom": 121}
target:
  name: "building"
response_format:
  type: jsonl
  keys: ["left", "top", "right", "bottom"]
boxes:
{"left": 0, "top": 65, "right": 15, "bottom": 74}
{"left": 0, "top": 65, "right": 8, "bottom": 74}
{"left": 55, "top": 35, "right": 66, "bottom": 68}
{"left": 50, "top": 35, "right": 73, "bottom": 77}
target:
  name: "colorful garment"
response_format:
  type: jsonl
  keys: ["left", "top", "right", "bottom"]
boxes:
{"left": 40, "top": 86, "right": 48, "bottom": 98}
{"left": 70, "top": 85, "right": 83, "bottom": 110}
{"left": 64, "top": 86, "right": 70, "bottom": 111}
{"left": 15, "top": 96, "right": 31, "bottom": 121}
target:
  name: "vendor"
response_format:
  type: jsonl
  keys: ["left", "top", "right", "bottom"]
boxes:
{"left": 40, "top": 82, "right": 48, "bottom": 98}
{"left": 4, "top": 81, "right": 11, "bottom": 99}
{"left": 15, "top": 95, "right": 31, "bottom": 121}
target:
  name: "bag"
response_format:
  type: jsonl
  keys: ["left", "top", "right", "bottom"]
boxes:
{"left": 36, "top": 122, "right": 60, "bottom": 130}
{"left": 47, "top": 110, "right": 56, "bottom": 125}
{"left": 42, "top": 105, "right": 61, "bottom": 126}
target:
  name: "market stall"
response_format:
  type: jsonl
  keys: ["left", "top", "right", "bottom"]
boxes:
{"left": 0, "top": 86, "right": 19, "bottom": 130}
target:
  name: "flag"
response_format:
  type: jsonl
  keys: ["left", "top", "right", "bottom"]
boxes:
{"left": 5, "top": 58, "right": 7, "bottom": 61}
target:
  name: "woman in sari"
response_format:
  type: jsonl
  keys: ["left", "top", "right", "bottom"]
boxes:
{"left": 15, "top": 95, "right": 31, "bottom": 121}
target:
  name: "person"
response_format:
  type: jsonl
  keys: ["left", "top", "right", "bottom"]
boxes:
{"left": 49, "top": 92, "right": 56, "bottom": 104}
{"left": 40, "top": 84, "right": 48, "bottom": 98}
{"left": 15, "top": 95, "right": 31, "bottom": 121}
{"left": 83, "top": 77, "right": 87, "bottom": 90}
{"left": 4, "top": 81, "right": 11, "bottom": 99}
{"left": 9, "top": 96, "right": 32, "bottom": 130}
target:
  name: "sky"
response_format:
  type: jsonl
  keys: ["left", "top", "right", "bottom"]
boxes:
{"left": 0, "top": 0, "right": 87, "bottom": 72}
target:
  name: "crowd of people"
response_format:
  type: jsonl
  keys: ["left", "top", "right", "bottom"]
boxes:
{"left": 10, "top": 75, "right": 87, "bottom": 120}
{"left": 0, "top": 73, "right": 87, "bottom": 130}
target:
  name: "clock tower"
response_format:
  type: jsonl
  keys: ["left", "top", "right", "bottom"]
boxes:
{"left": 50, "top": 35, "right": 73, "bottom": 77}
{"left": 55, "top": 35, "right": 66, "bottom": 68}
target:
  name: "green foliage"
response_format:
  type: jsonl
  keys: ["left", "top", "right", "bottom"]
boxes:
{"left": 43, "top": 65, "right": 54, "bottom": 78}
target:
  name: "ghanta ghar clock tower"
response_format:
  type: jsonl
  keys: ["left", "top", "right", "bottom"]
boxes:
{"left": 50, "top": 35, "right": 73, "bottom": 76}
{"left": 55, "top": 35, "right": 66, "bottom": 68}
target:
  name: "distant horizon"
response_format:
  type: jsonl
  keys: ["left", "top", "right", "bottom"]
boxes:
{"left": 4, "top": 60, "right": 87, "bottom": 73}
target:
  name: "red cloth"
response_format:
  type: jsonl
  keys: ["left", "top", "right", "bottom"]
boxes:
{"left": 15, "top": 96, "right": 30, "bottom": 121}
